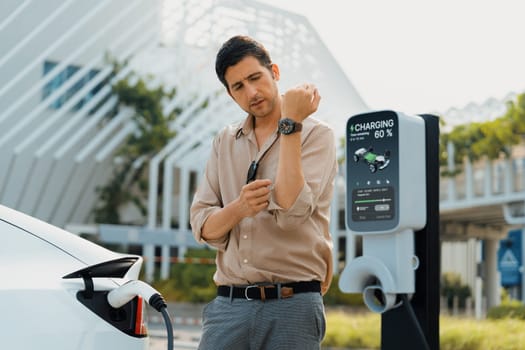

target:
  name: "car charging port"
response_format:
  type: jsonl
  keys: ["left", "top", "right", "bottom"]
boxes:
{"left": 107, "top": 280, "right": 174, "bottom": 350}
{"left": 76, "top": 291, "right": 148, "bottom": 338}
{"left": 62, "top": 259, "right": 171, "bottom": 347}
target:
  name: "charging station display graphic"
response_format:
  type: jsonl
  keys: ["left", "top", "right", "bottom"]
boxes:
{"left": 346, "top": 111, "right": 399, "bottom": 231}
{"left": 352, "top": 186, "right": 394, "bottom": 221}
{"left": 353, "top": 147, "right": 391, "bottom": 173}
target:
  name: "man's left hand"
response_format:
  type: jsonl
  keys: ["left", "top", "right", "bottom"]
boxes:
{"left": 281, "top": 83, "right": 321, "bottom": 122}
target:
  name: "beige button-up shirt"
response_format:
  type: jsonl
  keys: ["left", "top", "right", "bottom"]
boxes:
{"left": 190, "top": 115, "right": 337, "bottom": 294}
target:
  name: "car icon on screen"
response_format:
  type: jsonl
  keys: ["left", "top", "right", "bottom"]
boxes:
{"left": 353, "top": 147, "right": 391, "bottom": 173}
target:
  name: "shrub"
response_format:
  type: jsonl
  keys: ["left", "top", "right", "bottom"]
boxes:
{"left": 323, "top": 313, "right": 525, "bottom": 350}
{"left": 152, "top": 248, "right": 216, "bottom": 303}
{"left": 324, "top": 274, "right": 365, "bottom": 306}
{"left": 323, "top": 311, "right": 380, "bottom": 349}
{"left": 440, "top": 316, "right": 525, "bottom": 350}
{"left": 487, "top": 299, "right": 525, "bottom": 320}
{"left": 441, "top": 271, "right": 471, "bottom": 308}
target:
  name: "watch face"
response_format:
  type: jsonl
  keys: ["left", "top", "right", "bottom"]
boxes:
{"left": 279, "top": 118, "right": 295, "bottom": 134}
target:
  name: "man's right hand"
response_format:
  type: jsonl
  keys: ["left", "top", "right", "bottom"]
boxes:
{"left": 238, "top": 179, "right": 272, "bottom": 217}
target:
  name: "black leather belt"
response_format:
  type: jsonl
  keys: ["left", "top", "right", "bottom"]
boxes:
{"left": 217, "top": 281, "right": 321, "bottom": 301}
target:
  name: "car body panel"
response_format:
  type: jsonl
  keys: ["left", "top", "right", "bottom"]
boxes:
{"left": 1, "top": 287, "right": 148, "bottom": 349}
{"left": 0, "top": 205, "right": 148, "bottom": 350}
{"left": 0, "top": 204, "right": 122, "bottom": 266}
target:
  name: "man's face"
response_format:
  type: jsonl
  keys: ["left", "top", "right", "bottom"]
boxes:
{"left": 224, "top": 56, "right": 280, "bottom": 119}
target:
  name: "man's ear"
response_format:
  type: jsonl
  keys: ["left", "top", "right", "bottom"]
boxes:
{"left": 271, "top": 63, "right": 280, "bottom": 81}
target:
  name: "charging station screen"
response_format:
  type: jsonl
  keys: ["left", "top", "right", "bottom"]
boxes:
{"left": 346, "top": 111, "right": 399, "bottom": 232}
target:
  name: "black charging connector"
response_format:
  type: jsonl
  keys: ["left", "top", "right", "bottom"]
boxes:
{"left": 149, "top": 293, "right": 173, "bottom": 350}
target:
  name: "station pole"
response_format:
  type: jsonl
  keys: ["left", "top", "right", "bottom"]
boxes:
{"left": 381, "top": 114, "right": 440, "bottom": 350}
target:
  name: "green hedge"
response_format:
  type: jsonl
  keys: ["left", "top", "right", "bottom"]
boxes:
{"left": 487, "top": 299, "right": 525, "bottom": 320}
{"left": 322, "top": 274, "right": 365, "bottom": 306}
{"left": 151, "top": 248, "right": 216, "bottom": 303}
{"left": 440, "top": 316, "right": 525, "bottom": 350}
{"left": 323, "top": 311, "right": 380, "bottom": 349}
{"left": 323, "top": 312, "right": 525, "bottom": 350}
{"left": 441, "top": 271, "right": 471, "bottom": 309}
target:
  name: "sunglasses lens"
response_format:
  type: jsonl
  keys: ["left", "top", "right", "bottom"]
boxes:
{"left": 246, "top": 161, "right": 258, "bottom": 183}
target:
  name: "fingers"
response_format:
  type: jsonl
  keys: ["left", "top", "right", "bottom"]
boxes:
{"left": 281, "top": 83, "right": 321, "bottom": 121}
{"left": 245, "top": 179, "right": 272, "bottom": 188}
{"left": 240, "top": 179, "right": 272, "bottom": 216}
{"left": 310, "top": 85, "right": 321, "bottom": 109}
{"left": 246, "top": 182, "right": 271, "bottom": 204}
{"left": 304, "top": 83, "right": 320, "bottom": 104}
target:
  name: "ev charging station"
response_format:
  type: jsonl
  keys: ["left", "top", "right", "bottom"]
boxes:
{"left": 339, "top": 110, "right": 440, "bottom": 350}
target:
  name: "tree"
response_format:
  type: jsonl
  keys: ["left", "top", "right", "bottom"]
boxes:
{"left": 440, "top": 92, "right": 525, "bottom": 175}
{"left": 93, "top": 69, "right": 180, "bottom": 224}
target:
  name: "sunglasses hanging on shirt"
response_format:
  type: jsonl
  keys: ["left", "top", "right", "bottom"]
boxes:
{"left": 245, "top": 133, "right": 280, "bottom": 184}
{"left": 246, "top": 161, "right": 259, "bottom": 183}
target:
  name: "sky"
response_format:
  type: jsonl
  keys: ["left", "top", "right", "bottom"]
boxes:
{"left": 260, "top": 0, "right": 525, "bottom": 116}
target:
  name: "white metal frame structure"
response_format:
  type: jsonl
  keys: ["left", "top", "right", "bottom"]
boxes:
{"left": 0, "top": 0, "right": 161, "bottom": 228}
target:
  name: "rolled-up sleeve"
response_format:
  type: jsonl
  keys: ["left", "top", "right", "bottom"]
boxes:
{"left": 267, "top": 123, "right": 337, "bottom": 230}
{"left": 190, "top": 205, "right": 229, "bottom": 249}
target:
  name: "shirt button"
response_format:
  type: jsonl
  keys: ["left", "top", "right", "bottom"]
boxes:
{"left": 243, "top": 259, "right": 248, "bottom": 264}
{"left": 243, "top": 235, "right": 248, "bottom": 239}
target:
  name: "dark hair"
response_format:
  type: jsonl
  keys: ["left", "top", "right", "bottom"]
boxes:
{"left": 215, "top": 35, "right": 272, "bottom": 89}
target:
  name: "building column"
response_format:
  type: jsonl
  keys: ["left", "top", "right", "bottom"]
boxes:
{"left": 346, "top": 231, "right": 356, "bottom": 266}
{"left": 484, "top": 238, "right": 501, "bottom": 309}
{"left": 522, "top": 227, "right": 525, "bottom": 303}
{"left": 144, "top": 244, "right": 155, "bottom": 283}
{"left": 475, "top": 239, "right": 483, "bottom": 319}
{"left": 330, "top": 181, "right": 340, "bottom": 274}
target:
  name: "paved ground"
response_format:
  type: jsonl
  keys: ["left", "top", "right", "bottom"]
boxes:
{"left": 148, "top": 336, "right": 198, "bottom": 350}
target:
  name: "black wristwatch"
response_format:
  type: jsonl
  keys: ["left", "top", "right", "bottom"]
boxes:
{"left": 278, "top": 118, "right": 303, "bottom": 135}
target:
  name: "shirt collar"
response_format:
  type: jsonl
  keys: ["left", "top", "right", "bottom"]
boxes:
{"left": 233, "top": 114, "right": 284, "bottom": 141}
{"left": 234, "top": 115, "right": 255, "bottom": 139}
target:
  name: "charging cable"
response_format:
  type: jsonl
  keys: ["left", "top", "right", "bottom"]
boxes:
{"left": 108, "top": 280, "right": 173, "bottom": 350}
{"left": 401, "top": 294, "right": 430, "bottom": 350}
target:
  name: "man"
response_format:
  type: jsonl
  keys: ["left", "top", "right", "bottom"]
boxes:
{"left": 190, "top": 35, "right": 338, "bottom": 349}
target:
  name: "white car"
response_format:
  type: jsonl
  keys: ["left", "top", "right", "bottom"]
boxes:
{"left": 0, "top": 204, "right": 160, "bottom": 350}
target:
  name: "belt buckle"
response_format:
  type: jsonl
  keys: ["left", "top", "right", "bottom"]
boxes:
{"left": 244, "top": 285, "right": 258, "bottom": 300}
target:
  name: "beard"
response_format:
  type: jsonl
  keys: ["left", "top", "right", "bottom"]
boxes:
{"left": 248, "top": 93, "right": 277, "bottom": 119}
